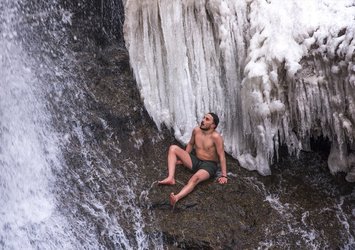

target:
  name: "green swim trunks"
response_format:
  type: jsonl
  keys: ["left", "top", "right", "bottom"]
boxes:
{"left": 189, "top": 153, "right": 218, "bottom": 178}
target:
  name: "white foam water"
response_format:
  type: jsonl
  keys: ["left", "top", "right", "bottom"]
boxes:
{"left": 0, "top": 1, "right": 158, "bottom": 248}
{"left": 0, "top": 2, "right": 76, "bottom": 248}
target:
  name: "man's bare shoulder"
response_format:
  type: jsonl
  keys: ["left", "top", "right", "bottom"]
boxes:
{"left": 192, "top": 126, "right": 201, "bottom": 134}
{"left": 212, "top": 130, "right": 223, "bottom": 141}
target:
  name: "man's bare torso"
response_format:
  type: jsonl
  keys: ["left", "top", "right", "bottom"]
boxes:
{"left": 194, "top": 127, "right": 219, "bottom": 162}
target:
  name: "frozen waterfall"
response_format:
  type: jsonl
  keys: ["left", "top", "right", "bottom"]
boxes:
{"left": 124, "top": 0, "right": 355, "bottom": 179}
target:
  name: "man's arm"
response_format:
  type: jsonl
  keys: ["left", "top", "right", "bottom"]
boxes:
{"left": 185, "top": 127, "right": 196, "bottom": 153}
{"left": 176, "top": 127, "right": 196, "bottom": 165}
{"left": 214, "top": 133, "right": 227, "bottom": 184}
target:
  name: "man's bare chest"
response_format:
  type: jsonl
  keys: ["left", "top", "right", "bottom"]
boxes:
{"left": 195, "top": 134, "right": 215, "bottom": 151}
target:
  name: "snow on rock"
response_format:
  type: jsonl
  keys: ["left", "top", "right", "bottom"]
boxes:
{"left": 124, "top": 0, "right": 355, "bottom": 180}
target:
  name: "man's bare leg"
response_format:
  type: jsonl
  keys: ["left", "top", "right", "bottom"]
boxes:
{"left": 158, "top": 145, "right": 192, "bottom": 185}
{"left": 169, "top": 170, "right": 210, "bottom": 206}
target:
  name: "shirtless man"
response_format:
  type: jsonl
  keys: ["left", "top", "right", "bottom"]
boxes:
{"left": 158, "top": 113, "right": 228, "bottom": 206}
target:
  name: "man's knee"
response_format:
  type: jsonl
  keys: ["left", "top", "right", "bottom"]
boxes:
{"left": 169, "top": 145, "right": 181, "bottom": 154}
{"left": 190, "top": 171, "right": 210, "bottom": 184}
{"left": 188, "top": 175, "right": 200, "bottom": 185}
{"left": 189, "top": 174, "right": 207, "bottom": 184}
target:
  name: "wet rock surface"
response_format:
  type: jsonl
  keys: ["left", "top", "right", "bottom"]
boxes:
{"left": 148, "top": 158, "right": 274, "bottom": 249}
{"left": 79, "top": 44, "right": 354, "bottom": 248}
{"left": 146, "top": 149, "right": 354, "bottom": 249}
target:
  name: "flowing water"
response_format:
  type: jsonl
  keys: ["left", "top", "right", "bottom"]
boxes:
{"left": 0, "top": 1, "right": 76, "bottom": 248}
{"left": 0, "top": 0, "right": 163, "bottom": 248}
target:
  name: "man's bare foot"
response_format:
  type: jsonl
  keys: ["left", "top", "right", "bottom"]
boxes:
{"left": 158, "top": 178, "right": 175, "bottom": 185}
{"left": 169, "top": 192, "right": 178, "bottom": 207}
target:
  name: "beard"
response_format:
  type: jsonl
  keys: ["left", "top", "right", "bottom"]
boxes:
{"left": 200, "top": 126, "right": 209, "bottom": 131}
{"left": 200, "top": 123, "right": 209, "bottom": 131}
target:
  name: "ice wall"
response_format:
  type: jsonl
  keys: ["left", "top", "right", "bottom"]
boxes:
{"left": 124, "top": 0, "right": 355, "bottom": 180}
{"left": 124, "top": 0, "right": 248, "bottom": 156}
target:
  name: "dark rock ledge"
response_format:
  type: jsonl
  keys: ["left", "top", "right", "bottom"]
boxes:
{"left": 72, "top": 42, "right": 353, "bottom": 249}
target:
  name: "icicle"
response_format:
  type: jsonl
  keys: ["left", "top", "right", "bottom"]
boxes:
{"left": 124, "top": 0, "right": 355, "bottom": 178}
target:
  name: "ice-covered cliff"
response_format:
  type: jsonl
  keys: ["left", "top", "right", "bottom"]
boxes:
{"left": 124, "top": 0, "right": 355, "bottom": 180}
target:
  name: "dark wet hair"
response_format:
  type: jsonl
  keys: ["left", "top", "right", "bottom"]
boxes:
{"left": 208, "top": 112, "right": 219, "bottom": 128}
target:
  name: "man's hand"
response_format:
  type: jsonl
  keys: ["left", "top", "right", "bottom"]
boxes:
{"left": 217, "top": 176, "right": 228, "bottom": 184}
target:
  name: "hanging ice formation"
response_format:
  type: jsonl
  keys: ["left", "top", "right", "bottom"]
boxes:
{"left": 124, "top": 0, "right": 355, "bottom": 181}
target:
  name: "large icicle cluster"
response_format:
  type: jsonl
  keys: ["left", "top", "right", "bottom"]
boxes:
{"left": 124, "top": 0, "right": 355, "bottom": 181}
{"left": 240, "top": 0, "right": 355, "bottom": 180}
{"left": 124, "top": 0, "right": 248, "bottom": 145}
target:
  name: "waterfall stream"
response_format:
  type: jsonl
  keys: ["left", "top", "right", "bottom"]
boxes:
{"left": 0, "top": 0, "right": 161, "bottom": 248}
{"left": 0, "top": 1, "right": 76, "bottom": 248}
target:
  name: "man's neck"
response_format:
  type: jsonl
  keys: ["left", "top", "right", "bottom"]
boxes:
{"left": 200, "top": 128, "right": 214, "bottom": 135}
